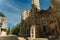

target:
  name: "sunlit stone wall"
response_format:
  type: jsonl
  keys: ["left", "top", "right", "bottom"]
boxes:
{"left": 0, "top": 17, "right": 7, "bottom": 36}
{"left": 32, "top": 0, "right": 40, "bottom": 10}
{"left": 22, "top": 10, "right": 30, "bottom": 20}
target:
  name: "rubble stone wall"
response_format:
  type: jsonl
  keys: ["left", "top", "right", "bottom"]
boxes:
{"left": 0, "top": 35, "right": 18, "bottom": 40}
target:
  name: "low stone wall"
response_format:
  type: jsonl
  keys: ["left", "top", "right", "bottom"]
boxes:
{"left": 0, "top": 35, "right": 18, "bottom": 40}
{"left": 28, "top": 38, "right": 48, "bottom": 40}
{"left": 18, "top": 37, "right": 60, "bottom": 40}
{"left": 48, "top": 38, "right": 60, "bottom": 40}
{"left": 18, "top": 37, "right": 47, "bottom": 40}
{"left": 18, "top": 37, "right": 26, "bottom": 40}
{"left": 33, "top": 38, "right": 48, "bottom": 40}
{"left": 1, "top": 36, "right": 60, "bottom": 40}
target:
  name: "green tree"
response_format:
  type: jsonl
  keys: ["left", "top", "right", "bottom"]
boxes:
{"left": 6, "top": 27, "right": 11, "bottom": 35}
{"left": 11, "top": 23, "right": 21, "bottom": 35}
{"left": 0, "top": 12, "right": 5, "bottom": 17}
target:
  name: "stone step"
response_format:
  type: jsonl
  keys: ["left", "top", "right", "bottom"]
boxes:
{"left": 18, "top": 37, "right": 26, "bottom": 40}
{"left": 28, "top": 38, "right": 48, "bottom": 40}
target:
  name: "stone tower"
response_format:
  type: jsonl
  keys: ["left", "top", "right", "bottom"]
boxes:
{"left": 0, "top": 17, "right": 7, "bottom": 36}
{"left": 30, "top": 0, "right": 41, "bottom": 38}
{"left": 18, "top": 10, "right": 30, "bottom": 37}
{"left": 22, "top": 10, "right": 30, "bottom": 20}
{"left": 32, "top": 0, "right": 40, "bottom": 10}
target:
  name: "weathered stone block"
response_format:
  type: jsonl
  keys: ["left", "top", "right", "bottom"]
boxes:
{"left": 0, "top": 35, "right": 18, "bottom": 40}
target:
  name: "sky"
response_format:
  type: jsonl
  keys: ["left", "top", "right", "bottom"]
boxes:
{"left": 0, "top": 0, "right": 51, "bottom": 28}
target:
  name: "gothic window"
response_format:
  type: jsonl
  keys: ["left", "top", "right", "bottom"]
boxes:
{"left": 41, "top": 15, "right": 45, "bottom": 24}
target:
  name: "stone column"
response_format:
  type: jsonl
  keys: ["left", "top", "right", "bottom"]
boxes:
{"left": 30, "top": 25, "right": 36, "bottom": 38}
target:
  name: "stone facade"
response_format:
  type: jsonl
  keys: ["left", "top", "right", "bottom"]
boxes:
{"left": 50, "top": 0, "right": 60, "bottom": 35}
{"left": 18, "top": 0, "right": 60, "bottom": 38}
{"left": 50, "top": 0, "right": 60, "bottom": 9}
{"left": 0, "top": 17, "right": 7, "bottom": 36}
{"left": 22, "top": 10, "right": 30, "bottom": 21}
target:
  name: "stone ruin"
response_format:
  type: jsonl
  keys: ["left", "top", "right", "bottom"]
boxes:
{"left": 18, "top": 0, "right": 60, "bottom": 40}
{"left": 0, "top": 13, "right": 18, "bottom": 40}
{"left": 0, "top": 0, "right": 60, "bottom": 40}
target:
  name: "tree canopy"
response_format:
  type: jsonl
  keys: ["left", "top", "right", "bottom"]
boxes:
{"left": 0, "top": 12, "right": 5, "bottom": 17}
{"left": 11, "top": 23, "right": 21, "bottom": 35}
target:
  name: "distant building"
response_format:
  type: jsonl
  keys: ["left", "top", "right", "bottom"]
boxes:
{"left": 0, "top": 12, "right": 7, "bottom": 36}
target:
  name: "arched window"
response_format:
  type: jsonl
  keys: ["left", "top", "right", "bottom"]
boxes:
{"left": 41, "top": 15, "right": 45, "bottom": 24}
{"left": 49, "top": 14, "right": 54, "bottom": 23}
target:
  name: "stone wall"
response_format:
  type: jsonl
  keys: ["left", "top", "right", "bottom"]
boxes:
{"left": 48, "top": 37, "right": 60, "bottom": 40}
{"left": 28, "top": 38, "right": 48, "bottom": 40}
{"left": 18, "top": 37, "right": 26, "bottom": 40}
{"left": 0, "top": 36, "right": 59, "bottom": 40}
{"left": 0, "top": 35, "right": 18, "bottom": 40}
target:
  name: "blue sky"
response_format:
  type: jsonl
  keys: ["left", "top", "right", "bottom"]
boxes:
{"left": 0, "top": 0, "right": 50, "bottom": 28}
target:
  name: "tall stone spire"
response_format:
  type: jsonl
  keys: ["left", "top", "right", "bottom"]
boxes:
{"left": 32, "top": 0, "right": 40, "bottom": 10}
